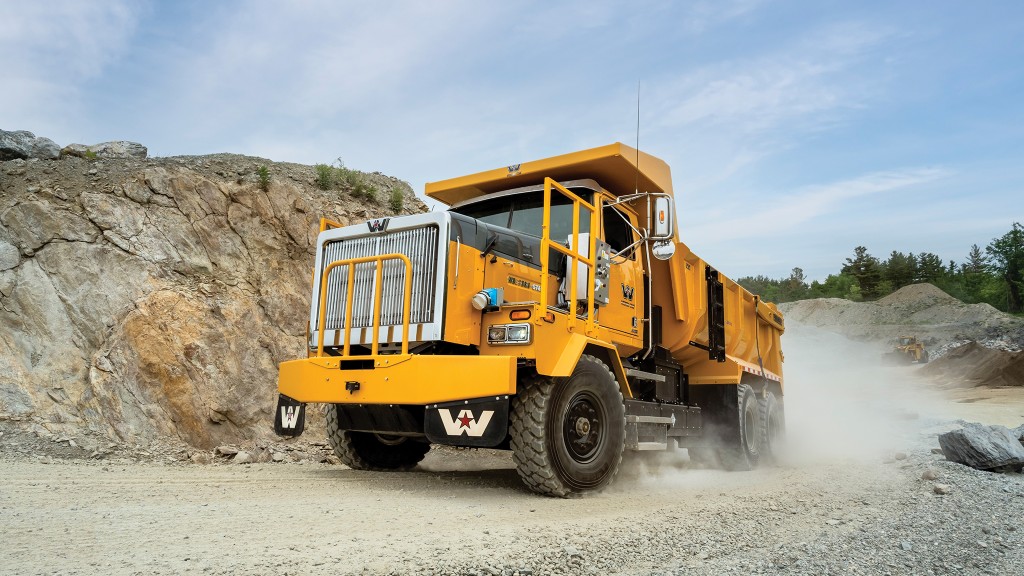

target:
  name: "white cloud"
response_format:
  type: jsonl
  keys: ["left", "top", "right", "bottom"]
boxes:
{"left": 686, "top": 166, "right": 953, "bottom": 241}
{"left": 0, "top": 1, "right": 141, "bottom": 132}
{"left": 657, "top": 24, "right": 889, "bottom": 134}
{"left": 675, "top": 0, "right": 768, "bottom": 34}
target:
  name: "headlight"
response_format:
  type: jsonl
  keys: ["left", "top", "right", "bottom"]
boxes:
{"left": 487, "top": 326, "right": 507, "bottom": 342}
{"left": 487, "top": 323, "right": 530, "bottom": 344}
{"left": 506, "top": 324, "right": 530, "bottom": 342}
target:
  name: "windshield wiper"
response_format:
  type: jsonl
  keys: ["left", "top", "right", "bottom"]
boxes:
{"left": 480, "top": 234, "right": 498, "bottom": 260}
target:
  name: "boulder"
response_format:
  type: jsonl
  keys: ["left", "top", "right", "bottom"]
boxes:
{"left": 0, "top": 240, "right": 19, "bottom": 271}
{"left": 0, "top": 129, "right": 60, "bottom": 160}
{"left": 938, "top": 422, "right": 1024, "bottom": 472}
{"left": 62, "top": 140, "right": 147, "bottom": 160}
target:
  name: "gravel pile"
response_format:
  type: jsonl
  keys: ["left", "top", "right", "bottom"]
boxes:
{"left": 780, "top": 284, "right": 1024, "bottom": 353}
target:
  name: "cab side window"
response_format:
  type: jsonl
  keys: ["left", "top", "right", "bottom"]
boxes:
{"left": 603, "top": 205, "right": 636, "bottom": 257}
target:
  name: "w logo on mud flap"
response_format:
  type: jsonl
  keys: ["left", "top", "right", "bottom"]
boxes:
{"left": 437, "top": 409, "right": 494, "bottom": 437}
{"left": 274, "top": 395, "right": 305, "bottom": 437}
{"left": 279, "top": 406, "right": 302, "bottom": 429}
{"left": 366, "top": 218, "right": 390, "bottom": 233}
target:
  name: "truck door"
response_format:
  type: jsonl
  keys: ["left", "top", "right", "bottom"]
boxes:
{"left": 601, "top": 203, "right": 645, "bottom": 341}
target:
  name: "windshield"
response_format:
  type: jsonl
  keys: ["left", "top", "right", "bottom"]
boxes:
{"left": 451, "top": 189, "right": 593, "bottom": 241}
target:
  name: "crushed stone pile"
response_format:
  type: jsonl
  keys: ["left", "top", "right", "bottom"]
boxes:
{"left": 781, "top": 283, "right": 1024, "bottom": 355}
{"left": 921, "top": 342, "right": 1024, "bottom": 388}
{"left": 781, "top": 284, "right": 1024, "bottom": 388}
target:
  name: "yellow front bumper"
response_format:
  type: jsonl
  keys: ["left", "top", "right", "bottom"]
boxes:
{"left": 278, "top": 354, "right": 518, "bottom": 404}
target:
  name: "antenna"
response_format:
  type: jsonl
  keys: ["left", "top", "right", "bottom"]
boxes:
{"left": 635, "top": 79, "right": 641, "bottom": 194}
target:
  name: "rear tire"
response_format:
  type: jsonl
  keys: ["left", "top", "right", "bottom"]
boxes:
{"left": 919, "top": 350, "right": 930, "bottom": 364}
{"left": 325, "top": 404, "right": 429, "bottom": 470}
{"left": 720, "top": 384, "right": 762, "bottom": 471}
{"left": 511, "top": 355, "right": 625, "bottom": 497}
{"left": 759, "top": 390, "right": 785, "bottom": 464}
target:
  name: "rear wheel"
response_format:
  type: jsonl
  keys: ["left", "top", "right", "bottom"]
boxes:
{"left": 720, "top": 384, "right": 762, "bottom": 471}
{"left": 511, "top": 355, "right": 625, "bottom": 497}
{"left": 919, "top": 349, "right": 930, "bottom": 364}
{"left": 759, "top": 390, "right": 785, "bottom": 464}
{"left": 325, "top": 404, "right": 430, "bottom": 470}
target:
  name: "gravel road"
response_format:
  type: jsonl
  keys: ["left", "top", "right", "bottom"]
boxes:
{"left": 3, "top": 324, "right": 1024, "bottom": 575}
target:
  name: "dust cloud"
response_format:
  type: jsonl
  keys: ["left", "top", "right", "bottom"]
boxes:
{"left": 779, "top": 322, "right": 945, "bottom": 463}
{"left": 613, "top": 321, "right": 948, "bottom": 491}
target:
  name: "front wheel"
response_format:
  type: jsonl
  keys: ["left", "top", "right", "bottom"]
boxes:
{"left": 511, "top": 355, "right": 625, "bottom": 497}
{"left": 325, "top": 405, "right": 430, "bottom": 470}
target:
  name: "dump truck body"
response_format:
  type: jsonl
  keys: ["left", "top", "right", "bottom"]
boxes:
{"left": 276, "top": 143, "right": 785, "bottom": 496}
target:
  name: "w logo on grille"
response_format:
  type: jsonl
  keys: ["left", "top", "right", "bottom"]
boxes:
{"left": 366, "top": 218, "right": 390, "bottom": 233}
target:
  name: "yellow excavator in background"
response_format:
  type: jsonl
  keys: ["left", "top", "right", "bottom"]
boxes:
{"left": 894, "top": 336, "right": 929, "bottom": 363}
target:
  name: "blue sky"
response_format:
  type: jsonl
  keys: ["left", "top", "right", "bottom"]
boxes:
{"left": 2, "top": 1, "right": 1022, "bottom": 281}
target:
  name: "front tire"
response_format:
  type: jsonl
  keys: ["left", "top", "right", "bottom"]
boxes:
{"left": 511, "top": 355, "right": 625, "bottom": 497}
{"left": 325, "top": 404, "right": 430, "bottom": 470}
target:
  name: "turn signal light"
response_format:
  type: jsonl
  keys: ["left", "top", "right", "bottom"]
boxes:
{"left": 509, "top": 309, "right": 531, "bottom": 321}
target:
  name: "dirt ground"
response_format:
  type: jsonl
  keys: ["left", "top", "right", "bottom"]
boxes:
{"left": 4, "top": 324, "right": 1024, "bottom": 575}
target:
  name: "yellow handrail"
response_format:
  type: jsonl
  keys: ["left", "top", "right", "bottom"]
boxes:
{"left": 320, "top": 217, "right": 343, "bottom": 233}
{"left": 315, "top": 253, "right": 414, "bottom": 357}
{"left": 538, "top": 178, "right": 599, "bottom": 334}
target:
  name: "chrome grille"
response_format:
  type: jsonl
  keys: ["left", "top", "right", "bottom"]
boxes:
{"left": 319, "top": 226, "right": 439, "bottom": 334}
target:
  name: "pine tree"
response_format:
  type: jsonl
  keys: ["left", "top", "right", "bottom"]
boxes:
{"left": 842, "top": 246, "right": 883, "bottom": 299}
{"left": 916, "top": 252, "right": 945, "bottom": 283}
{"left": 883, "top": 251, "right": 916, "bottom": 289}
{"left": 961, "top": 244, "right": 988, "bottom": 302}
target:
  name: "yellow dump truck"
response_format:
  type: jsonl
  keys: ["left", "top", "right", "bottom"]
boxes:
{"left": 275, "top": 143, "right": 785, "bottom": 496}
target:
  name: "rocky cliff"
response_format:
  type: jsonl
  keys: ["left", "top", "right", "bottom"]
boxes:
{"left": 0, "top": 149, "right": 424, "bottom": 454}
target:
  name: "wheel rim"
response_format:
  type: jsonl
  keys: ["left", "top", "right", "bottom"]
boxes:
{"left": 562, "top": 391, "right": 604, "bottom": 463}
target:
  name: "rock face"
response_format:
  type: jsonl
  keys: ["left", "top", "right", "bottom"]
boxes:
{"left": 938, "top": 422, "right": 1024, "bottom": 472}
{"left": 62, "top": 141, "right": 148, "bottom": 160}
{"left": 0, "top": 152, "right": 423, "bottom": 450}
{"left": 0, "top": 129, "right": 61, "bottom": 161}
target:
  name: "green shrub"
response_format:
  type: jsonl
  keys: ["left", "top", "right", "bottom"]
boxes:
{"left": 84, "top": 149, "right": 98, "bottom": 161}
{"left": 331, "top": 161, "right": 356, "bottom": 189}
{"left": 257, "top": 165, "right": 270, "bottom": 191}
{"left": 354, "top": 181, "right": 378, "bottom": 202}
{"left": 314, "top": 164, "right": 333, "bottom": 190}
{"left": 389, "top": 188, "right": 404, "bottom": 212}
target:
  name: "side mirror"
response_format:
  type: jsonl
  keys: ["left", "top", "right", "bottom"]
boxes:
{"left": 652, "top": 240, "right": 676, "bottom": 260}
{"left": 651, "top": 195, "right": 674, "bottom": 240}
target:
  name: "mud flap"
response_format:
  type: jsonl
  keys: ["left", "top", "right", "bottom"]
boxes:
{"left": 424, "top": 396, "right": 509, "bottom": 447}
{"left": 274, "top": 394, "right": 306, "bottom": 437}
